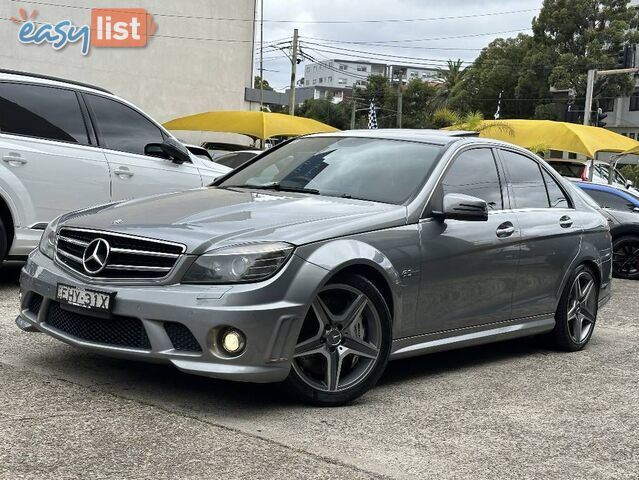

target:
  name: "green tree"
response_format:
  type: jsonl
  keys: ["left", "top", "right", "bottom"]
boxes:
{"left": 457, "top": 0, "right": 639, "bottom": 120}
{"left": 254, "top": 75, "right": 273, "bottom": 90}
{"left": 296, "top": 96, "right": 352, "bottom": 130}
{"left": 534, "top": 0, "right": 639, "bottom": 102}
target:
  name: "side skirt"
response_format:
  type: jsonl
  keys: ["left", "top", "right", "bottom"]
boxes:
{"left": 390, "top": 315, "right": 555, "bottom": 361}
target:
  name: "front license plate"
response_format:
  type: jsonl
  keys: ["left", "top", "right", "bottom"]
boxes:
{"left": 56, "top": 284, "right": 114, "bottom": 312}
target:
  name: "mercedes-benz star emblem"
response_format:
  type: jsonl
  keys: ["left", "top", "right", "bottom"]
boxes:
{"left": 82, "top": 238, "right": 111, "bottom": 275}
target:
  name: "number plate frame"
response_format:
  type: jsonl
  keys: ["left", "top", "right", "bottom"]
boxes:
{"left": 56, "top": 284, "right": 115, "bottom": 313}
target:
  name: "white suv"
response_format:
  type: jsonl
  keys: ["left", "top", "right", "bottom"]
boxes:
{"left": 0, "top": 70, "right": 230, "bottom": 262}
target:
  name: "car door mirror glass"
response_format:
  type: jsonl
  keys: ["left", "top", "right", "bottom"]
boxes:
{"left": 433, "top": 193, "right": 489, "bottom": 221}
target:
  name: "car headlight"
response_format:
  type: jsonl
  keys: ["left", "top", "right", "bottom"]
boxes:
{"left": 38, "top": 218, "right": 61, "bottom": 259}
{"left": 182, "top": 242, "right": 294, "bottom": 284}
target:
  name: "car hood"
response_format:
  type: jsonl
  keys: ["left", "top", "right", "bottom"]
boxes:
{"left": 61, "top": 187, "right": 406, "bottom": 254}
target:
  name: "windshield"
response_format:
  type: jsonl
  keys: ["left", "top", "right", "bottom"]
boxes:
{"left": 219, "top": 137, "right": 443, "bottom": 204}
{"left": 548, "top": 161, "right": 585, "bottom": 178}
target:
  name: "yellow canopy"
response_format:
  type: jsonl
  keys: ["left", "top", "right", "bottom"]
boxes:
{"left": 163, "top": 111, "right": 338, "bottom": 140}
{"left": 620, "top": 144, "right": 639, "bottom": 156}
{"left": 477, "top": 119, "right": 639, "bottom": 158}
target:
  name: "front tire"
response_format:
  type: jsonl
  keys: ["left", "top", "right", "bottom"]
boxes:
{"left": 550, "top": 264, "right": 599, "bottom": 352}
{"left": 612, "top": 235, "right": 639, "bottom": 280}
{"left": 285, "top": 273, "right": 392, "bottom": 406}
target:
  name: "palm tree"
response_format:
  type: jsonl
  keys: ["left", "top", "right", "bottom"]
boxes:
{"left": 432, "top": 59, "right": 465, "bottom": 109}
{"left": 432, "top": 108, "right": 514, "bottom": 136}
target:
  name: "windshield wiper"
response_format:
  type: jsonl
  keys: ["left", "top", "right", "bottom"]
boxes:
{"left": 229, "top": 183, "right": 320, "bottom": 195}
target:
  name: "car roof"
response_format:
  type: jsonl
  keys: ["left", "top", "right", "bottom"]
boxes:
{"left": 0, "top": 69, "right": 111, "bottom": 95}
{"left": 305, "top": 129, "right": 503, "bottom": 147}
{"left": 576, "top": 181, "right": 639, "bottom": 204}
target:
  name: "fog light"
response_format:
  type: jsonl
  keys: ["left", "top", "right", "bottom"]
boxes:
{"left": 221, "top": 329, "right": 245, "bottom": 355}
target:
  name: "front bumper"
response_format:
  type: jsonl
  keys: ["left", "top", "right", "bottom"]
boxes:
{"left": 18, "top": 251, "right": 328, "bottom": 383}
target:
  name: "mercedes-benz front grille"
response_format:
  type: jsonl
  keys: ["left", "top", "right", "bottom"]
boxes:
{"left": 55, "top": 227, "right": 186, "bottom": 280}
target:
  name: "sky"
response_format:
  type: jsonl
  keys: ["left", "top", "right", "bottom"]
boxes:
{"left": 256, "top": 0, "right": 545, "bottom": 90}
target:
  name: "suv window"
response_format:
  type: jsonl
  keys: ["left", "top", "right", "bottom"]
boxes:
{"left": 86, "top": 94, "right": 164, "bottom": 155}
{"left": 0, "top": 82, "right": 89, "bottom": 144}
{"left": 442, "top": 149, "right": 503, "bottom": 210}
{"left": 585, "top": 189, "right": 636, "bottom": 212}
{"left": 501, "top": 150, "right": 549, "bottom": 209}
{"left": 542, "top": 170, "right": 570, "bottom": 208}
{"left": 216, "top": 152, "right": 257, "bottom": 169}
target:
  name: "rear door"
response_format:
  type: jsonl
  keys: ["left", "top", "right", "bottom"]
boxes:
{"left": 0, "top": 81, "right": 110, "bottom": 225}
{"left": 83, "top": 93, "right": 203, "bottom": 201}
{"left": 498, "top": 149, "right": 582, "bottom": 318}
{"left": 415, "top": 147, "right": 520, "bottom": 335}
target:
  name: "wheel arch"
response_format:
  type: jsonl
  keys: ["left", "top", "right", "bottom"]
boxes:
{"left": 0, "top": 191, "right": 15, "bottom": 255}
{"left": 296, "top": 238, "right": 402, "bottom": 322}
{"left": 610, "top": 225, "right": 639, "bottom": 241}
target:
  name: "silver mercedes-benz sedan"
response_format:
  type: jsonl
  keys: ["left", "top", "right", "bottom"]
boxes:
{"left": 17, "top": 130, "right": 612, "bottom": 405}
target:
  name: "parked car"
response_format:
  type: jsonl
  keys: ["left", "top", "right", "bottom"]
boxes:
{"left": 574, "top": 182, "right": 639, "bottom": 280}
{"left": 548, "top": 159, "right": 637, "bottom": 192}
{"left": 17, "top": 131, "right": 612, "bottom": 405}
{"left": 214, "top": 150, "right": 261, "bottom": 169}
{"left": 185, "top": 144, "right": 214, "bottom": 162}
{"left": 0, "top": 69, "right": 231, "bottom": 263}
{"left": 200, "top": 141, "right": 255, "bottom": 159}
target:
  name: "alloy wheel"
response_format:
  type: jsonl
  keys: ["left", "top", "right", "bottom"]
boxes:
{"left": 613, "top": 239, "right": 639, "bottom": 278}
{"left": 292, "top": 284, "right": 382, "bottom": 392}
{"left": 567, "top": 271, "right": 597, "bottom": 344}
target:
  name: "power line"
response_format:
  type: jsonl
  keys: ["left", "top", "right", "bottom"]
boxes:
{"left": 8, "top": 1, "right": 538, "bottom": 24}
{"left": 302, "top": 29, "right": 532, "bottom": 45}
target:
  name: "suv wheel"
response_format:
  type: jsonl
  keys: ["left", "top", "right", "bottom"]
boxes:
{"left": 612, "top": 235, "right": 639, "bottom": 280}
{"left": 286, "top": 273, "right": 392, "bottom": 406}
{"left": 550, "top": 264, "right": 599, "bottom": 351}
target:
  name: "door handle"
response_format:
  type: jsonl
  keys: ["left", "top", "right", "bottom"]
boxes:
{"left": 2, "top": 154, "right": 26, "bottom": 166}
{"left": 559, "top": 215, "right": 573, "bottom": 228}
{"left": 496, "top": 221, "right": 515, "bottom": 238}
{"left": 114, "top": 167, "right": 133, "bottom": 179}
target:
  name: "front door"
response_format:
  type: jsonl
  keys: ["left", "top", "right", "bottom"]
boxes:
{"left": 415, "top": 147, "right": 520, "bottom": 336}
{"left": 83, "top": 93, "right": 202, "bottom": 201}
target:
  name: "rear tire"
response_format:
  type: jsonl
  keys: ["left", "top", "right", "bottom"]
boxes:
{"left": 285, "top": 273, "right": 392, "bottom": 406}
{"left": 612, "top": 235, "right": 639, "bottom": 280}
{"left": 550, "top": 264, "right": 599, "bottom": 352}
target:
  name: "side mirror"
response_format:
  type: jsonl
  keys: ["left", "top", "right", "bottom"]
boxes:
{"left": 433, "top": 193, "right": 489, "bottom": 221}
{"left": 626, "top": 179, "right": 634, "bottom": 189}
{"left": 145, "top": 138, "right": 191, "bottom": 164}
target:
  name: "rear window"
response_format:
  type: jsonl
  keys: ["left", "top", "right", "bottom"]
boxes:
{"left": 0, "top": 82, "right": 89, "bottom": 144}
{"left": 549, "top": 161, "right": 585, "bottom": 178}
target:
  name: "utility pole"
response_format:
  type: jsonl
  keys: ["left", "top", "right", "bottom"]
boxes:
{"left": 259, "top": 0, "right": 264, "bottom": 111}
{"left": 396, "top": 68, "right": 403, "bottom": 128}
{"left": 350, "top": 100, "right": 356, "bottom": 129}
{"left": 288, "top": 28, "right": 299, "bottom": 116}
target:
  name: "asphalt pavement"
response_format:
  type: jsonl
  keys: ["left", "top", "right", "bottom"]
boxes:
{"left": 1, "top": 261, "right": 637, "bottom": 479}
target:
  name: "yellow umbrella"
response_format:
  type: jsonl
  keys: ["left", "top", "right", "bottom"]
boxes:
{"left": 163, "top": 111, "right": 338, "bottom": 140}
{"left": 477, "top": 119, "right": 639, "bottom": 158}
{"left": 620, "top": 144, "right": 639, "bottom": 156}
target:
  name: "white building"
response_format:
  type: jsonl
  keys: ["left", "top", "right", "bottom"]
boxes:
{"left": 1, "top": 0, "right": 256, "bottom": 144}
{"left": 303, "top": 59, "right": 387, "bottom": 89}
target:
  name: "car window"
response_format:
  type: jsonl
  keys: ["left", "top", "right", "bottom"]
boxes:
{"left": 0, "top": 82, "right": 89, "bottom": 144}
{"left": 542, "top": 169, "right": 570, "bottom": 208}
{"left": 86, "top": 94, "right": 164, "bottom": 155}
{"left": 584, "top": 189, "right": 637, "bottom": 212}
{"left": 501, "top": 150, "right": 549, "bottom": 209}
{"left": 548, "top": 161, "right": 584, "bottom": 178}
{"left": 220, "top": 137, "right": 443, "bottom": 205}
{"left": 441, "top": 149, "right": 503, "bottom": 210}
{"left": 216, "top": 152, "right": 257, "bottom": 169}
